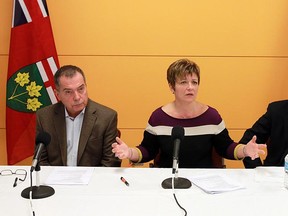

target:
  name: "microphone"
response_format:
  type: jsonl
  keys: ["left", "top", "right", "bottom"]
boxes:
{"left": 21, "top": 131, "right": 55, "bottom": 199}
{"left": 31, "top": 131, "right": 51, "bottom": 172}
{"left": 161, "top": 126, "right": 192, "bottom": 189}
{"left": 171, "top": 126, "right": 184, "bottom": 174}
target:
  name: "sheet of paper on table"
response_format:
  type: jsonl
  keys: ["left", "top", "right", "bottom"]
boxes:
{"left": 44, "top": 167, "right": 94, "bottom": 185}
{"left": 189, "top": 174, "right": 245, "bottom": 194}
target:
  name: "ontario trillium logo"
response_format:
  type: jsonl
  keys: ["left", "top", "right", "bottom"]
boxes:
{"left": 8, "top": 72, "right": 43, "bottom": 111}
{"left": 7, "top": 64, "right": 53, "bottom": 113}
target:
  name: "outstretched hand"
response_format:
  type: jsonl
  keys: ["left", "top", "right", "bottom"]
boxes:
{"left": 112, "top": 137, "right": 130, "bottom": 159}
{"left": 245, "top": 135, "right": 267, "bottom": 160}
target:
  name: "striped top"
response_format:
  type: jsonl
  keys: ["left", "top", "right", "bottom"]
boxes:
{"left": 137, "top": 106, "right": 238, "bottom": 168}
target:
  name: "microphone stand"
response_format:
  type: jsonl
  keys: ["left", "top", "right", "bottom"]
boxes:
{"left": 21, "top": 163, "right": 55, "bottom": 199}
{"left": 161, "top": 162, "right": 192, "bottom": 189}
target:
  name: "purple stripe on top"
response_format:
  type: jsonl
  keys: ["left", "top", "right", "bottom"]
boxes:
{"left": 148, "top": 106, "right": 223, "bottom": 127}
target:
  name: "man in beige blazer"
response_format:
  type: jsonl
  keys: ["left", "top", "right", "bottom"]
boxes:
{"left": 36, "top": 65, "right": 121, "bottom": 167}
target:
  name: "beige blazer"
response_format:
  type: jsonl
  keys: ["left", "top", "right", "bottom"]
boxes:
{"left": 36, "top": 99, "right": 121, "bottom": 167}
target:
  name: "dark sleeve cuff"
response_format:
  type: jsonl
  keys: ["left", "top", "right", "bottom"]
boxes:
{"left": 243, "top": 157, "right": 262, "bottom": 168}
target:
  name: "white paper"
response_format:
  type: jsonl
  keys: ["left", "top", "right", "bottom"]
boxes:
{"left": 189, "top": 174, "right": 245, "bottom": 194}
{"left": 254, "top": 166, "right": 284, "bottom": 183}
{"left": 44, "top": 167, "right": 94, "bottom": 185}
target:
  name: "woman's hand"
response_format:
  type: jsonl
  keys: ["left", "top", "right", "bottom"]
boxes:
{"left": 244, "top": 135, "right": 267, "bottom": 160}
{"left": 112, "top": 137, "right": 130, "bottom": 159}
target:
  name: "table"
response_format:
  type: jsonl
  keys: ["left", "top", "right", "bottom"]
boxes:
{"left": 0, "top": 166, "right": 287, "bottom": 216}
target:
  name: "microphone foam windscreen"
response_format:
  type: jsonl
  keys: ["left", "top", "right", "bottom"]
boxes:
{"left": 171, "top": 126, "right": 185, "bottom": 141}
{"left": 36, "top": 131, "right": 51, "bottom": 146}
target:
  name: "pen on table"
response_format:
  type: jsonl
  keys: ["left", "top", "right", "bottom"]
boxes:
{"left": 13, "top": 177, "right": 18, "bottom": 187}
{"left": 120, "top": 176, "right": 129, "bottom": 186}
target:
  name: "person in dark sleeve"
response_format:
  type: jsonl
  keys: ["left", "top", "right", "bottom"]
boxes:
{"left": 240, "top": 100, "right": 288, "bottom": 168}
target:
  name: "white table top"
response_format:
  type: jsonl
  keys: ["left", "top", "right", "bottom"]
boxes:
{"left": 0, "top": 166, "right": 287, "bottom": 216}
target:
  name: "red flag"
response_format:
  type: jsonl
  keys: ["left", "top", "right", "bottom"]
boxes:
{"left": 6, "top": 0, "right": 59, "bottom": 164}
